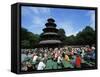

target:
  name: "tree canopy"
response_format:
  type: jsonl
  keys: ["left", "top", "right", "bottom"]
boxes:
{"left": 21, "top": 26, "right": 95, "bottom": 48}
{"left": 21, "top": 27, "right": 40, "bottom": 48}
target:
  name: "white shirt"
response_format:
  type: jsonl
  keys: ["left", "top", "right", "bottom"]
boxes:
{"left": 57, "top": 56, "right": 62, "bottom": 63}
{"left": 33, "top": 55, "right": 38, "bottom": 63}
{"left": 37, "top": 62, "right": 45, "bottom": 70}
{"left": 81, "top": 49, "right": 85, "bottom": 58}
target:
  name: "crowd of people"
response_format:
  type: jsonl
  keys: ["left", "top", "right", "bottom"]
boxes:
{"left": 21, "top": 45, "right": 96, "bottom": 72}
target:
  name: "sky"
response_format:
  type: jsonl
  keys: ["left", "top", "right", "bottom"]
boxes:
{"left": 21, "top": 6, "right": 95, "bottom": 36}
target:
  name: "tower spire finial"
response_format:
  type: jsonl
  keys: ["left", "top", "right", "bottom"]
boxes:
{"left": 47, "top": 18, "right": 55, "bottom": 23}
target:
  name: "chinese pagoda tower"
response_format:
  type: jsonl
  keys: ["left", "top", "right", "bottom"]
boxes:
{"left": 39, "top": 18, "right": 62, "bottom": 47}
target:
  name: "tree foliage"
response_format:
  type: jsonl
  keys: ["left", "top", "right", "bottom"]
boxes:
{"left": 21, "top": 27, "right": 40, "bottom": 48}
{"left": 21, "top": 26, "right": 95, "bottom": 48}
{"left": 58, "top": 28, "right": 66, "bottom": 42}
{"left": 75, "top": 26, "right": 95, "bottom": 45}
{"left": 58, "top": 26, "right": 95, "bottom": 46}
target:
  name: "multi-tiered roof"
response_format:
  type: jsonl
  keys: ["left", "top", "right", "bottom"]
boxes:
{"left": 39, "top": 18, "right": 62, "bottom": 47}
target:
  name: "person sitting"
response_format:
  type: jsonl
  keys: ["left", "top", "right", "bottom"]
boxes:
{"left": 65, "top": 54, "right": 70, "bottom": 62}
{"left": 37, "top": 59, "right": 46, "bottom": 70}
{"left": 75, "top": 54, "right": 81, "bottom": 68}
{"left": 32, "top": 53, "right": 38, "bottom": 63}
{"left": 27, "top": 62, "right": 34, "bottom": 72}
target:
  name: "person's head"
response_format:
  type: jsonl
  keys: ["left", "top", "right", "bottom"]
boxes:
{"left": 76, "top": 54, "right": 80, "bottom": 57}
{"left": 25, "top": 51, "right": 29, "bottom": 55}
{"left": 27, "top": 62, "right": 32, "bottom": 67}
{"left": 62, "top": 53, "right": 65, "bottom": 58}
{"left": 91, "top": 46, "right": 95, "bottom": 51}
{"left": 40, "top": 58, "right": 44, "bottom": 62}
{"left": 35, "top": 53, "right": 38, "bottom": 56}
{"left": 22, "top": 61, "right": 26, "bottom": 66}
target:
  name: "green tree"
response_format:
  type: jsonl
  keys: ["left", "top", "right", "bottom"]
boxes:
{"left": 76, "top": 26, "right": 95, "bottom": 45}
{"left": 21, "top": 27, "right": 40, "bottom": 48}
{"left": 66, "top": 35, "right": 76, "bottom": 45}
{"left": 58, "top": 28, "right": 66, "bottom": 43}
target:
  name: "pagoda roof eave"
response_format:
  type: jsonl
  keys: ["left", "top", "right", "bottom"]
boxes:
{"left": 39, "top": 40, "right": 62, "bottom": 44}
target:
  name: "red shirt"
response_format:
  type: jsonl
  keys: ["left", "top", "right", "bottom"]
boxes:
{"left": 75, "top": 56, "right": 81, "bottom": 67}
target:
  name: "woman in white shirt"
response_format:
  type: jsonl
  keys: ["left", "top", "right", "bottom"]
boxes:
{"left": 37, "top": 59, "right": 46, "bottom": 70}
